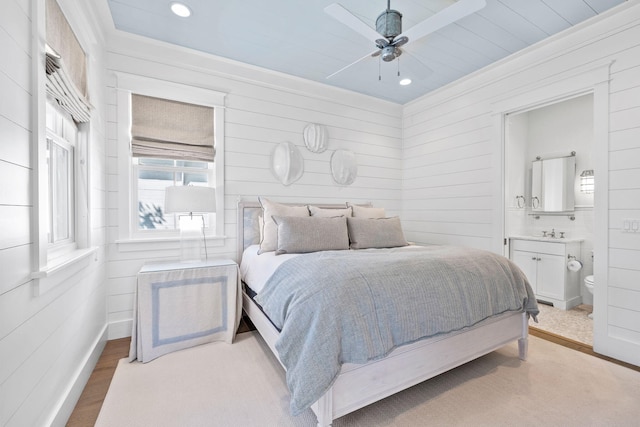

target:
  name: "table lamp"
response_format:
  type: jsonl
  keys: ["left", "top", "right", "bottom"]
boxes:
{"left": 164, "top": 185, "right": 216, "bottom": 261}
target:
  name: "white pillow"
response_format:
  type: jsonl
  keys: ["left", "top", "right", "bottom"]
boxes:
{"left": 258, "top": 197, "right": 309, "bottom": 254}
{"left": 347, "top": 203, "right": 385, "bottom": 218}
{"left": 308, "top": 205, "right": 352, "bottom": 217}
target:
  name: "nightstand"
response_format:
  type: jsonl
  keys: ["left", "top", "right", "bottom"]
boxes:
{"left": 129, "top": 259, "right": 241, "bottom": 363}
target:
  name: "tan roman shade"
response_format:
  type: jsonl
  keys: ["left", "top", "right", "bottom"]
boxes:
{"left": 45, "top": 0, "right": 91, "bottom": 122}
{"left": 131, "top": 94, "right": 215, "bottom": 162}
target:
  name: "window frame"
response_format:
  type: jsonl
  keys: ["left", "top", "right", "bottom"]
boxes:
{"left": 114, "top": 73, "right": 226, "bottom": 245}
{"left": 46, "top": 131, "right": 76, "bottom": 253}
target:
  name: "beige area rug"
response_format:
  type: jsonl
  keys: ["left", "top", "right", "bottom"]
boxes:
{"left": 530, "top": 304, "right": 594, "bottom": 346}
{"left": 96, "top": 331, "right": 640, "bottom": 427}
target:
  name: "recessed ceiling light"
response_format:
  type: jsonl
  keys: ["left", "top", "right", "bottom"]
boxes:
{"left": 399, "top": 78, "right": 412, "bottom": 86}
{"left": 170, "top": 2, "right": 191, "bottom": 18}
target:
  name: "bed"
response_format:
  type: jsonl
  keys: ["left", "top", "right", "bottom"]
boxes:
{"left": 237, "top": 200, "right": 537, "bottom": 427}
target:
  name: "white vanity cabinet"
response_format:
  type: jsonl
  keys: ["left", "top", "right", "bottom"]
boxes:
{"left": 509, "top": 238, "right": 582, "bottom": 310}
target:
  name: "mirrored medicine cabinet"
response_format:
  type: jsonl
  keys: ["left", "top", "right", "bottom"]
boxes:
{"left": 531, "top": 155, "right": 575, "bottom": 212}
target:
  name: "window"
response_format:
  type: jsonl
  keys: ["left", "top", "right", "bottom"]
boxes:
{"left": 45, "top": 98, "right": 79, "bottom": 260}
{"left": 47, "top": 135, "right": 74, "bottom": 243}
{"left": 134, "top": 158, "right": 214, "bottom": 232}
{"left": 31, "top": 0, "right": 95, "bottom": 295}
{"left": 129, "top": 93, "right": 217, "bottom": 237}
{"left": 114, "top": 73, "right": 226, "bottom": 243}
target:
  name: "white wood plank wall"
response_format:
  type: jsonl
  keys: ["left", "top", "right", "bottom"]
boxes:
{"left": 104, "top": 35, "right": 403, "bottom": 339}
{"left": 402, "top": 2, "right": 640, "bottom": 365}
{"left": 0, "top": 1, "right": 108, "bottom": 426}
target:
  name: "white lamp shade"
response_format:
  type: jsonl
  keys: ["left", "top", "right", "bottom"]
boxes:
{"left": 164, "top": 186, "right": 216, "bottom": 213}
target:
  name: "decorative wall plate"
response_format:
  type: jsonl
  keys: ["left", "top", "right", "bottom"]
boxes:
{"left": 271, "top": 141, "right": 304, "bottom": 186}
{"left": 303, "top": 123, "right": 329, "bottom": 153}
{"left": 330, "top": 149, "right": 357, "bottom": 185}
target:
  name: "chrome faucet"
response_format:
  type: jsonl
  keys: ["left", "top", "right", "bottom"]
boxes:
{"left": 549, "top": 228, "right": 556, "bottom": 238}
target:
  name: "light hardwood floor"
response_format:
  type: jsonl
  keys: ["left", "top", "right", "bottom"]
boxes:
{"left": 66, "top": 337, "right": 131, "bottom": 427}
{"left": 67, "top": 323, "right": 640, "bottom": 426}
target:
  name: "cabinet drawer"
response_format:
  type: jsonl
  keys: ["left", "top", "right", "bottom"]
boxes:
{"left": 510, "top": 239, "right": 566, "bottom": 256}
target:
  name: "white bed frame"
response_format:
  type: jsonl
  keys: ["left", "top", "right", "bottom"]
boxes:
{"left": 237, "top": 201, "right": 528, "bottom": 427}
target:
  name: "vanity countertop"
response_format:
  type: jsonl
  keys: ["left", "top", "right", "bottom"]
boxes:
{"left": 509, "top": 235, "right": 584, "bottom": 244}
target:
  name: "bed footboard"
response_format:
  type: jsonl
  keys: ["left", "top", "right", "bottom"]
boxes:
{"left": 243, "top": 291, "right": 527, "bottom": 427}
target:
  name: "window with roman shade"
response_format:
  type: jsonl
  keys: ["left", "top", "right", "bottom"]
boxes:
{"left": 45, "top": 0, "right": 91, "bottom": 123}
{"left": 113, "top": 73, "right": 226, "bottom": 242}
{"left": 131, "top": 94, "right": 215, "bottom": 162}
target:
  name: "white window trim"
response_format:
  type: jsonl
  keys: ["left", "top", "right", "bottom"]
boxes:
{"left": 113, "top": 72, "right": 226, "bottom": 250}
{"left": 32, "top": 96, "right": 95, "bottom": 296}
{"left": 30, "top": 0, "right": 99, "bottom": 296}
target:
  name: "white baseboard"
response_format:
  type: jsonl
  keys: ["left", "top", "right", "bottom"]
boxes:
{"left": 48, "top": 325, "right": 108, "bottom": 427}
{"left": 108, "top": 319, "right": 133, "bottom": 340}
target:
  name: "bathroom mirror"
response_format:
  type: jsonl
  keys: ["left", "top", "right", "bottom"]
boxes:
{"left": 531, "top": 155, "right": 575, "bottom": 212}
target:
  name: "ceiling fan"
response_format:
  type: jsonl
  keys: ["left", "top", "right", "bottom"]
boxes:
{"left": 324, "top": 0, "right": 487, "bottom": 79}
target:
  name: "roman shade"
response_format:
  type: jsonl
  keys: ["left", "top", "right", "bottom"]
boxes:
{"left": 131, "top": 94, "right": 215, "bottom": 162}
{"left": 45, "top": 0, "right": 91, "bottom": 122}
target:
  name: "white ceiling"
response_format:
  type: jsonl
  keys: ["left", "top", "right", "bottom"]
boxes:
{"left": 106, "top": 0, "right": 626, "bottom": 104}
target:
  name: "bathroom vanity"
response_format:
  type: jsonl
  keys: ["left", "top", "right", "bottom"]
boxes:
{"left": 509, "top": 237, "right": 583, "bottom": 309}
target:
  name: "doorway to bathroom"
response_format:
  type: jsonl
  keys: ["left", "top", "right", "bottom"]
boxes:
{"left": 503, "top": 93, "right": 595, "bottom": 346}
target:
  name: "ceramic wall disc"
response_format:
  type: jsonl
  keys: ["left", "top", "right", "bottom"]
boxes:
{"left": 330, "top": 149, "right": 357, "bottom": 186}
{"left": 271, "top": 141, "right": 304, "bottom": 186}
{"left": 303, "top": 123, "right": 329, "bottom": 153}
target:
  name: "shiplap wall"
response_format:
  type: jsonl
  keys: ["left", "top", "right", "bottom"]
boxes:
{"left": 104, "top": 34, "right": 403, "bottom": 339}
{"left": 402, "top": 2, "right": 640, "bottom": 366}
{"left": 0, "top": 1, "right": 108, "bottom": 426}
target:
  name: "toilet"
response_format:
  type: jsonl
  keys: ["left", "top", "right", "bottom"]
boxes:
{"left": 584, "top": 275, "right": 594, "bottom": 319}
{"left": 585, "top": 275, "right": 594, "bottom": 295}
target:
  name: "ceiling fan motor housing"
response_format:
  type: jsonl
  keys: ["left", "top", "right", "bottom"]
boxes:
{"left": 376, "top": 9, "right": 402, "bottom": 39}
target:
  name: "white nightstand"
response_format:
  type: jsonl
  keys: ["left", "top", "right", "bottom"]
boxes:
{"left": 129, "top": 259, "right": 241, "bottom": 363}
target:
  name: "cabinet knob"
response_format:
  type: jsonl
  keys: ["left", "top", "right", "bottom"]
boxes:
{"left": 532, "top": 256, "right": 537, "bottom": 260}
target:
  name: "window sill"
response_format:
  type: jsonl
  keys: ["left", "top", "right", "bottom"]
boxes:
{"left": 115, "top": 235, "right": 226, "bottom": 253}
{"left": 31, "top": 246, "right": 99, "bottom": 296}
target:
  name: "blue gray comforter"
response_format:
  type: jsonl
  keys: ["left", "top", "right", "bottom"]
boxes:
{"left": 254, "top": 245, "right": 538, "bottom": 415}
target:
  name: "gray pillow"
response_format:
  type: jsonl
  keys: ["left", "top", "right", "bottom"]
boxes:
{"left": 308, "top": 205, "right": 352, "bottom": 217}
{"left": 347, "top": 217, "right": 408, "bottom": 249}
{"left": 258, "top": 197, "right": 309, "bottom": 254}
{"left": 272, "top": 216, "right": 349, "bottom": 255}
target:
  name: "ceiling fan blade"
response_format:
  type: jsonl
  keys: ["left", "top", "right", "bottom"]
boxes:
{"left": 401, "top": 49, "right": 434, "bottom": 79}
{"left": 391, "top": 36, "right": 408, "bottom": 48}
{"left": 327, "top": 49, "right": 379, "bottom": 79}
{"left": 324, "top": 3, "right": 382, "bottom": 42}
{"left": 400, "top": 0, "right": 486, "bottom": 43}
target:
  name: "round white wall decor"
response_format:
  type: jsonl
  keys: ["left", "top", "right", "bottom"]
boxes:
{"left": 303, "top": 123, "right": 329, "bottom": 153}
{"left": 330, "top": 149, "right": 357, "bottom": 185}
{"left": 271, "top": 141, "right": 304, "bottom": 186}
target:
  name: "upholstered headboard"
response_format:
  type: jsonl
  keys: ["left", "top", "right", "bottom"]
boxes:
{"left": 236, "top": 199, "right": 353, "bottom": 263}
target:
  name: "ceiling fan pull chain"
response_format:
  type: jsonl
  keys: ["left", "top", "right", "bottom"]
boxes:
{"left": 397, "top": 57, "right": 400, "bottom": 77}
{"left": 379, "top": 56, "right": 382, "bottom": 81}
